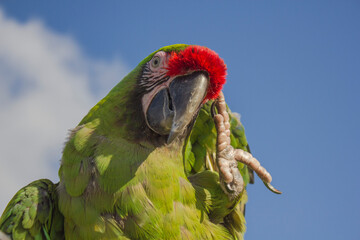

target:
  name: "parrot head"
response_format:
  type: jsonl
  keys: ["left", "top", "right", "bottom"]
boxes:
{"left": 82, "top": 44, "right": 227, "bottom": 146}
{"left": 140, "top": 44, "right": 227, "bottom": 144}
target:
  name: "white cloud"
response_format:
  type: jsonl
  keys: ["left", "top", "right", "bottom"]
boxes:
{"left": 0, "top": 9, "right": 128, "bottom": 213}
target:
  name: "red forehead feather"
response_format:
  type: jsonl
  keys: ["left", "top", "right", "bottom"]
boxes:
{"left": 166, "top": 45, "right": 227, "bottom": 101}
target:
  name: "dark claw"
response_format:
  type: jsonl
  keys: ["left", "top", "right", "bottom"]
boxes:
{"left": 211, "top": 101, "right": 217, "bottom": 118}
{"left": 263, "top": 181, "right": 282, "bottom": 194}
{"left": 225, "top": 183, "right": 235, "bottom": 193}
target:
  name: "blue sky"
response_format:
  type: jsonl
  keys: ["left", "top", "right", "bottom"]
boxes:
{"left": 0, "top": 1, "right": 359, "bottom": 239}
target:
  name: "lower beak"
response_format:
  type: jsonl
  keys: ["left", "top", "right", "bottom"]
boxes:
{"left": 146, "top": 71, "right": 209, "bottom": 144}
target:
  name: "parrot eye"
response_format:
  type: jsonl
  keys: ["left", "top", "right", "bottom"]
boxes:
{"left": 151, "top": 56, "right": 161, "bottom": 68}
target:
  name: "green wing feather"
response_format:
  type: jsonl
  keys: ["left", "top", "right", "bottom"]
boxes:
{"left": 0, "top": 179, "right": 64, "bottom": 240}
{"left": 184, "top": 101, "right": 251, "bottom": 239}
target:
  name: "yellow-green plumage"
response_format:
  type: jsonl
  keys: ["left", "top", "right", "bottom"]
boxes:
{"left": 0, "top": 180, "right": 63, "bottom": 239}
{"left": 0, "top": 44, "right": 252, "bottom": 240}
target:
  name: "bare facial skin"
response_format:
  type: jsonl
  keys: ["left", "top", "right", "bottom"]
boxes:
{"left": 141, "top": 51, "right": 172, "bottom": 115}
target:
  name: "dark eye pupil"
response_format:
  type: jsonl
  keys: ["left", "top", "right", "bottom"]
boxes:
{"left": 154, "top": 59, "right": 158, "bottom": 65}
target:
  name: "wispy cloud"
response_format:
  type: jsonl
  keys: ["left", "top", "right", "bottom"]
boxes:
{"left": 0, "top": 9, "right": 128, "bottom": 213}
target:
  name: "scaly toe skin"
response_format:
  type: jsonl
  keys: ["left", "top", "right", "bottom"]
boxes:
{"left": 214, "top": 92, "right": 245, "bottom": 200}
{"left": 233, "top": 148, "right": 282, "bottom": 194}
{"left": 216, "top": 145, "right": 244, "bottom": 200}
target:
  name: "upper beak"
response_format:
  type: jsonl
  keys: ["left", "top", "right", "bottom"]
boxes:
{"left": 145, "top": 71, "right": 209, "bottom": 144}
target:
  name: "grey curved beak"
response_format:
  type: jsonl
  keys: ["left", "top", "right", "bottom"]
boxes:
{"left": 145, "top": 71, "right": 209, "bottom": 144}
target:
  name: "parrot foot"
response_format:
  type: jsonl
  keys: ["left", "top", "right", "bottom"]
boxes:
{"left": 213, "top": 92, "right": 282, "bottom": 197}
{"left": 213, "top": 92, "right": 244, "bottom": 200}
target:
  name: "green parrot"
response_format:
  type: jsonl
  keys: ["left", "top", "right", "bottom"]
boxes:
{"left": 0, "top": 44, "right": 279, "bottom": 240}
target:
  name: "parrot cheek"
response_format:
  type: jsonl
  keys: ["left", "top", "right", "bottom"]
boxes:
{"left": 145, "top": 71, "right": 209, "bottom": 144}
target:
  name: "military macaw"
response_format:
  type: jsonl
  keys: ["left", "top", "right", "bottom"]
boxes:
{"left": 0, "top": 44, "right": 280, "bottom": 240}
